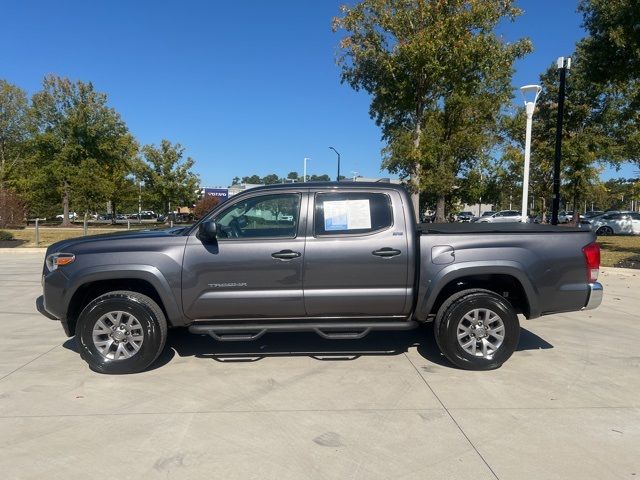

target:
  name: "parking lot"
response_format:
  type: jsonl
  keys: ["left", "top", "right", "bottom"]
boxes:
{"left": 0, "top": 249, "right": 638, "bottom": 480}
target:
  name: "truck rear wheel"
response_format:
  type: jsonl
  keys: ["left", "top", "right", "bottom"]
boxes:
{"left": 434, "top": 289, "right": 519, "bottom": 370}
{"left": 76, "top": 291, "right": 167, "bottom": 374}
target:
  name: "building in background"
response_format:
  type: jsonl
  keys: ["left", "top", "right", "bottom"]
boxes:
{"left": 227, "top": 183, "right": 264, "bottom": 197}
{"left": 461, "top": 202, "right": 495, "bottom": 217}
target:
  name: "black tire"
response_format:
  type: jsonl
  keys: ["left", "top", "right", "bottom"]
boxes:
{"left": 76, "top": 290, "right": 167, "bottom": 374}
{"left": 434, "top": 289, "right": 519, "bottom": 370}
{"left": 596, "top": 226, "right": 613, "bottom": 236}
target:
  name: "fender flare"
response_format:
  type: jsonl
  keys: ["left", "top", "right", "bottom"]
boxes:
{"left": 63, "top": 264, "right": 183, "bottom": 326}
{"left": 418, "top": 261, "right": 540, "bottom": 319}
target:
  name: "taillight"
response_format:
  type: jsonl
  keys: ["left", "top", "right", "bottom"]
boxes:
{"left": 582, "top": 242, "right": 600, "bottom": 283}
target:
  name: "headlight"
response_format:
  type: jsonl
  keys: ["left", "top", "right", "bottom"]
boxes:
{"left": 46, "top": 253, "right": 75, "bottom": 271}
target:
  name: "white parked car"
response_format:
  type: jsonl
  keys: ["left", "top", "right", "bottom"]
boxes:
{"left": 56, "top": 212, "right": 78, "bottom": 220}
{"left": 558, "top": 211, "right": 574, "bottom": 224}
{"left": 590, "top": 212, "right": 640, "bottom": 235}
{"left": 476, "top": 210, "right": 525, "bottom": 223}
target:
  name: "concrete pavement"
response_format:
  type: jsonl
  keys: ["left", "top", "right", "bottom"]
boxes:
{"left": 0, "top": 249, "right": 638, "bottom": 479}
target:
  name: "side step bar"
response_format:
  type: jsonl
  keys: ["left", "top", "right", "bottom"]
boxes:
{"left": 188, "top": 320, "right": 420, "bottom": 342}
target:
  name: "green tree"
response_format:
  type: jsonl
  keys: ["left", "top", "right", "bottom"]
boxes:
{"left": 334, "top": 0, "right": 531, "bottom": 221}
{"left": 28, "top": 75, "right": 136, "bottom": 224}
{"left": 579, "top": 0, "right": 640, "bottom": 85}
{"left": 140, "top": 140, "right": 199, "bottom": 214}
{"left": 500, "top": 56, "right": 634, "bottom": 219}
{"left": 578, "top": 0, "right": 640, "bottom": 167}
{"left": 70, "top": 159, "right": 112, "bottom": 218}
{"left": 308, "top": 174, "right": 331, "bottom": 182}
{"left": 261, "top": 173, "right": 280, "bottom": 185}
{"left": 241, "top": 175, "right": 262, "bottom": 184}
{"left": 0, "top": 80, "right": 29, "bottom": 195}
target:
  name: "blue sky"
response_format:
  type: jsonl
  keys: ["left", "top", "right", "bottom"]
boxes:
{"left": 2, "top": 0, "right": 636, "bottom": 186}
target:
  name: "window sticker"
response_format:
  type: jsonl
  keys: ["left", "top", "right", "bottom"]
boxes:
{"left": 323, "top": 199, "right": 371, "bottom": 231}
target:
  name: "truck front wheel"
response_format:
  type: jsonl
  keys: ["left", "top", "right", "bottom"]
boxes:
{"left": 76, "top": 291, "right": 168, "bottom": 374}
{"left": 434, "top": 289, "right": 520, "bottom": 370}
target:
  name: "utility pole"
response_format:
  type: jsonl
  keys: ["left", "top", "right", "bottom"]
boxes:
{"left": 552, "top": 57, "right": 571, "bottom": 225}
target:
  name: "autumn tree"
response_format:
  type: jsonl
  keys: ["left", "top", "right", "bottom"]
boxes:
{"left": 193, "top": 194, "right": 220, "bottom": 220}
{"left": 334, "top": 0, "right": 531, "bottom": 221}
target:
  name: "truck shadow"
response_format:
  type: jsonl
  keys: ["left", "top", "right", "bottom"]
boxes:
{"left": 159, "top": 325, "right": 553, "bottom": 369}
{"left": 62, "top": 326, "right": 552, "bottom": 371}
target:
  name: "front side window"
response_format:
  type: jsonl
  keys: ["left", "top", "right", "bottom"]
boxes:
{"left": 214, "top": 193, "right": 300, "bottom": 239}
{"left": 314, "top": 192, "right": 393, "bottom": 236}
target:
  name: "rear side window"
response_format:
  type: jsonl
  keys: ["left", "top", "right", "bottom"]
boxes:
{"left": 314, "top": 192, "right": 393, "bottom": 236}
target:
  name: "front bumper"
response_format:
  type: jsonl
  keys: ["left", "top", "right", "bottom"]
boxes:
{"left": 583, "top": 282, "right": 603, "bottom": 310}
{"left": 36, "top": 295, "right": 58, "bottom": 320}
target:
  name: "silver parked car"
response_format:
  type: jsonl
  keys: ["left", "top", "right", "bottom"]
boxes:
{"left": 590, "top": 212, "right": 640, "bottom": 235}
{"left": 476, "top": 210, "right": 525, "bottom": 223}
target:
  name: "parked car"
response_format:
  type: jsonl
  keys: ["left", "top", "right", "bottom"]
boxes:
{"left": 457, "top": 211, "right": 475, "bottom": 222}
{"left": 476, "top": 210, "right": 524, "bottom": 223}
{"left": 421, "top": 212, "right": 436, "bottom": 223}
{"left": 589, "top": 211, "right": 640, "bottom": 235}
{"left": 582, "top": 211, "right": 604, "bottom": 220}
{"left": 56, "top": 212, "right": 78, "bottom": 221}
{"left": 558, "top": 211, "right": 574, "bottom": 224}
{"left": 472, "top": 211, "right": 495, "bottom": 223}
{"left": 37, "top": 182, "right": 602, "bottom": 374}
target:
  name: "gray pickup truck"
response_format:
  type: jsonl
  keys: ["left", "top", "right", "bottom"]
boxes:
{"left": 37, "top": 182, "right": 603, "bottom": 374}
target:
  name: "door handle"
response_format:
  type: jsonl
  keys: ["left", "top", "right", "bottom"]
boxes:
{"left": 372, "top": 247, "right": 401, "bottom": 258}
{"left": 271, "top": 249, "right": 301, "bottom": 260}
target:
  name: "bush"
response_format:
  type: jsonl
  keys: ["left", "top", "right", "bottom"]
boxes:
{"left": 0, "top": 230, "right": 14, "bottom": 241}
{"left": 0, "top": 189, "right": 27, "bottom": 228}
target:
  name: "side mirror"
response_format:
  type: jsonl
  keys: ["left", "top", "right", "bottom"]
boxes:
{"left": 198, "top": 221, "right": 217, "bottom": 242}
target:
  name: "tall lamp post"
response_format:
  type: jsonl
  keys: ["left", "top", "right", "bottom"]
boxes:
{"left": 328, "top": 146, "right": 341, "bottom": 181}
{"left": 519, "top": 84, "right": 542, "bottom": 223}
{"left": 138, "top": 179, "right": 144, "bottom": 224}
{"left": 303, "top": 157, "right": 310, "bottom": 182}
{"left": 552, "top": 57, "right": 571, "bottom": 225}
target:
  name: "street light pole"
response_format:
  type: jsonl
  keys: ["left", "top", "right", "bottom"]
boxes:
{"left": 303, "top": 157, "right": 310, "bottom": 182}
{"left": 138, "top": 179, "right": 143, "bottom": 224}
{"left": 329, "top": 147, "right": 341, "bottom": 181}
{"left": 519, "top": 85, "right": 542, "bottom": 223}
{"left": 552, "top": 56, "right": 571, "bottom": 225}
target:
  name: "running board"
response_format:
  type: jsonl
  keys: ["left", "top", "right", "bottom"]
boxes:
{"left": 188, "top": 320, "right": 420, "bottom": 342}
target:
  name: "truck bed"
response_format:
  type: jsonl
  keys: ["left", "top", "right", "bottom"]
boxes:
{"left": 418, "top": 223, "right": 584, "bottom": 234}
